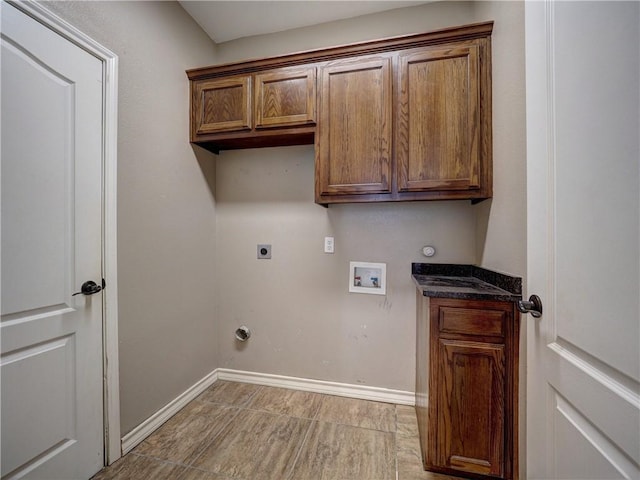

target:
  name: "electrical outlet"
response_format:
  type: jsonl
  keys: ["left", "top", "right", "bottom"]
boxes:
{"left": 257, "top": 244, "right": 272, "bottom": 259}
{"left": 324, "top": 236, "right": 335, "bottom": 254}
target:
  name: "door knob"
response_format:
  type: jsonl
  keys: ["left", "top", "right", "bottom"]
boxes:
{"left": 72, "top": 280, "right": 103, "bottom": 296}
{"left": 517, "top": 294, "right": 543, "bottom": 318}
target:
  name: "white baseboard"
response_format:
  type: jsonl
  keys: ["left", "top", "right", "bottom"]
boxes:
{"left": 217, "top": 368, "right": 415, "bottom": 406}
{"left": 120, "top": 369, "right": 218, "bottom": 455}
{"left": 121, "top": 368, "right": 415, "bottom": 454}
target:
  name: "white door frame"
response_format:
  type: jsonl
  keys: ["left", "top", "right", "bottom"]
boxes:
{"left": 9, "top": 0, "right": 121, "bottom": 465}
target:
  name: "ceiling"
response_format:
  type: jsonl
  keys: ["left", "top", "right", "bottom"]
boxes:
{"left": 179, "top": 1, "right": 428, "bottom": 43}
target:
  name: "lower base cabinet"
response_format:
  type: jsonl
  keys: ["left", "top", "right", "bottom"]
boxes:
{"left": 416, "top": 294, "right": 520, "bottom": 480}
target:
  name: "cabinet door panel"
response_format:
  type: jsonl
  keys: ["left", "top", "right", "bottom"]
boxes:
{"left": 435, "top": 339, "right": 505, "bottom": 478}
{"left": 398, "top": 44, "right": 480, "bottom": 192}
{"left": 317, "top": 57, "right": 392, "bottom": 195}
{"left": 194, "top": 76, "right": 251, "bottom": 134}
{"left": 255, "top": 67, "right": 316, "bottom": 128}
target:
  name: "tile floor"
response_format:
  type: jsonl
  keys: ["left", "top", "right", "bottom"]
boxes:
{"left": 92, "top": 381, "right": 461, "bottom": 480}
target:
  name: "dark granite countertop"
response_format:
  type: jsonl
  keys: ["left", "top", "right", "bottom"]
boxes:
{"left": 412, "top": 263, "right": 522, "bottom": 302}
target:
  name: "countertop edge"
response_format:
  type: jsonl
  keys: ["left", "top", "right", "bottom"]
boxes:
{"left": 412, "top": 263, "right": 523, "bottom": 302}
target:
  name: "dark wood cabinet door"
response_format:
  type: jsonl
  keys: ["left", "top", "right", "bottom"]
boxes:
{"left": 397, "top": 42, "right": 482, "bottom": 192}
{"left": 193, "top": 76, "right": 251, "bottom": 135}
{"left": 316, "top": 56, "right": 392, "bottom": 197}
{"left": 433, "top": 338, "right": 505, "bottom": 477}
{"left": 420, "top": 298, "right": 518, "bottom": 480}
{"left": 255, "top": 67, "right": 316, "bottom": 129}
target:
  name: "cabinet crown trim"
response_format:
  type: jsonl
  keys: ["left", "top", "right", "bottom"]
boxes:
{"left": 186, "top": 21, "right": 493, "bottom": 80}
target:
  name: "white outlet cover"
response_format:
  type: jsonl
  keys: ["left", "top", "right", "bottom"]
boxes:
{"left": 324, "top": 236, "right": 335, "bottom": 253}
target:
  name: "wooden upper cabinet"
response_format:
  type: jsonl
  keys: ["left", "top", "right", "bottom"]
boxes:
{"left": 190, "top": 66, "right": 317, "bottom": 150}
{"left": 397, "top": 42, "right": 482, "bottom": 193}
{"left": 316, "top": 57, "right": 392, "bottom": 197}
{"left": 314, "top": 34, "right": 491, "bottom": 204}
{"left": 194, "top": 76, "right": 252, "bottom": 135}
{"left": 187, "top": 21, "right": 493, "bottom": 203}
{"left": 254, "top": 67, "right": 316, "bottom": 129}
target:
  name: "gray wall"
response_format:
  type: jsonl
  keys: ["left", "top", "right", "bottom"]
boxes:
{"left": 473, "top": 1, "right": 527, "bottom": 274}
{"left": 214, "top": 1, "right": 526, "bottom": 391}
{"left": 42, "top": 0, "right": 526, "bottom": 439}
{"left": 216, "top": 147, "right": 476, "bottom": 390}
{"left": 42, "top": 1, "right": 219, "bottom": 435}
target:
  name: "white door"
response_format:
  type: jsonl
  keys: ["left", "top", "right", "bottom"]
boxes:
{"left": 525, "top": 1, "right": 639, "bottom": 479}
{"left": 1, "top": 2, "right": 105, "bottom": 479}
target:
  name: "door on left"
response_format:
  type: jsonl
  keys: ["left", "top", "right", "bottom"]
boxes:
{"left": 1, "top": 2, "right": 105, "bottom": 479}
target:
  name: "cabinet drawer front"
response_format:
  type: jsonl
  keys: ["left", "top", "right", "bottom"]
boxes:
{"left": 317, "top": 57, "right": 392, "bottom": 195}
{"left": 397, "top": 42, "right": 481, "bottom": 192}
{"left": 255, "top": 67, "right": 316, "bottom": 129}
{"left": 439, "top": 306, "right": 506, "bottom": 338}
{"left": 194, "top": 76, "right": 252, "bottom": 134}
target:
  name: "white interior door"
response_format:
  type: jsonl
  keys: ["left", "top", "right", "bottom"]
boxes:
{"left": 1, "top": 2, "right": 105, "bottom": 478}
{"left": 525, "top": 1, "right": 640, "bottom": 479}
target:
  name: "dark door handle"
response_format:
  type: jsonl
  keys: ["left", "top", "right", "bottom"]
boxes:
{"left": 517, "top": 294, "right": 543, "bottom": 318}
{"left": 72, "top": 280, "right": 103, "bottom": 296}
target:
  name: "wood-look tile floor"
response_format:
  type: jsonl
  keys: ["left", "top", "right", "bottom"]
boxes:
{"left": 92, "top": 381, "right": 463, "bottom": 480}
